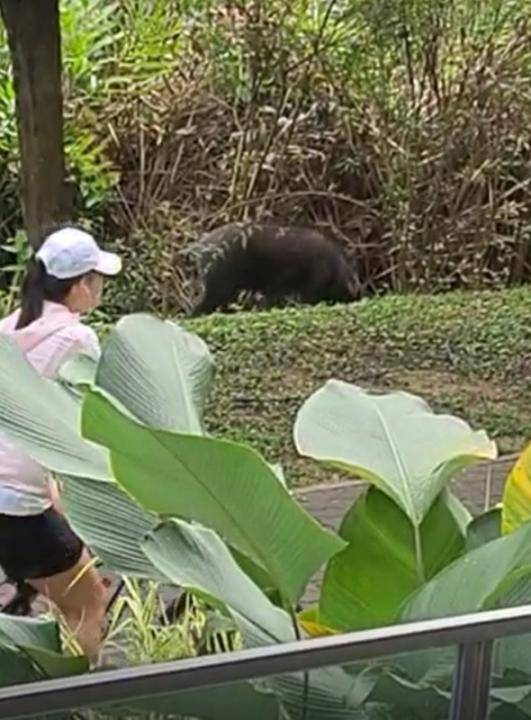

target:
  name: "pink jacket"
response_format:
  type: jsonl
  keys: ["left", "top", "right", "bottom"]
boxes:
{"left": 0, "top": 302, "right": 100, "bottom": 515}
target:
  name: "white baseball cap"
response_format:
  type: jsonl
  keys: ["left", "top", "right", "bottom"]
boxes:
{"left": 36, "top": 227, "right": 122, "bottom": 280}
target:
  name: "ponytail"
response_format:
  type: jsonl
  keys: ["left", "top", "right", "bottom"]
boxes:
{"left": 15, "top": 258, "right": 81, "bottom": 330}
{"left": 16, "top": 259, "right": 46, "bottom": 329}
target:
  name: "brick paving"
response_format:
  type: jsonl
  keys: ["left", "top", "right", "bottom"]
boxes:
{"left": 0, "top": 455, "right": 518, "bottom": 612}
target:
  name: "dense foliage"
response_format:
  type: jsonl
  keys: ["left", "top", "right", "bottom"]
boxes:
{"left": 1, "top": 0, "right": 531, "bottom": 312}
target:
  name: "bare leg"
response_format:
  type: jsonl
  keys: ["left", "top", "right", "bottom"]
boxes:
{"left": 29, "top": 550, "right": 108, "bottom": 662}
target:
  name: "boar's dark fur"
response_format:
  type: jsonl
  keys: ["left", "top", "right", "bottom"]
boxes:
{"left": 186, "top": 223, "right": 359, "bottom": 315}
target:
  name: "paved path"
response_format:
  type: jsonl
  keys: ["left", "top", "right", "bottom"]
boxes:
{"left": 296, "top": 455, "right": 516, "bottom": 605}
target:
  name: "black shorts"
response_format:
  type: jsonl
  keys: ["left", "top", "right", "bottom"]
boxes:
{"left": 0, "top": 508, "right": 84, "bottom": 582}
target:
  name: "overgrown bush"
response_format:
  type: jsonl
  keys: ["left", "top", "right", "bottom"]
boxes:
{"left": 0, "top": 0, "right": 531, "bottom": 312}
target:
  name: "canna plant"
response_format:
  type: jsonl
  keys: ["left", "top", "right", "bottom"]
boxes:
{"left": 293, "top": 380, "right": 496, "bottom": 633}
{"left": 290, "top": 385, "right": 531, "bottom": 718}
{"left": 0, "top": 313, "right": 530, "bottom": 718}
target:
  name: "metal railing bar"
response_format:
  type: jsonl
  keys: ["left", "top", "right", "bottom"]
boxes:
{"left": 1, "top": 605, "right": 531, "bottom": 719}
{"left": 449, "top": 640, "right": 494, "bottom": 720}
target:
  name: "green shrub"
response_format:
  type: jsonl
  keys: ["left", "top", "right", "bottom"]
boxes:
{"left": 188, "top": 288, "right": 531, "bottom": 484}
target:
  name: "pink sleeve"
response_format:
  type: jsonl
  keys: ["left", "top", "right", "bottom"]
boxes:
{"left": 75, "top": 326, "right": 101, "bottom": 360}
{"left": 44, "top": 324, "right": 101, "bottom": 377}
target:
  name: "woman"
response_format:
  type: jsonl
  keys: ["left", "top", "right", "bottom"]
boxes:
{"left": 0, "top": 225, "right": 122, "bottom": 661}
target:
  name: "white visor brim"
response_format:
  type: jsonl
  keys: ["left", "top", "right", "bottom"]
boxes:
{"left": 95, "top": 251, "right": 122, "bottom": 276}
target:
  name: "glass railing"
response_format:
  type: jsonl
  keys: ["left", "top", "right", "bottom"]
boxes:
{"left": 1, "top": 606, "right": 531, "bottom": 720}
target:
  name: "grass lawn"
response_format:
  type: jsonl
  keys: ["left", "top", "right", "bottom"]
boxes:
{"left": 183, "top": 287, "right": 530, "bottom": 487}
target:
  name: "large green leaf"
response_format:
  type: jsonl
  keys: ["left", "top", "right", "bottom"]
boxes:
{"left": 0, "top": 647, "right": 44, "bottom": 687}
{"left": 401, "top": 521, "right": 531, "bottom": 621}
{"left": 319, "top": 488, "right": 466, "bottom": 632}
{"left": 60, "top": 475, "right": 161, "bottom": 579}
{"left": 0, "top": 614, "right": 88, "bottom": 686}
{"left": 19, "top": 645, "right": 88, "bottom": 679}
{"left": 95, "top": 313, "right": 214, "bottom": 433}
{"left": 109, "top": 684, "right": 378, "bottom": 720}
{"left": 368, "top": 669, "right": 450, "bottom": 720}
{"left": 486, "top": 570, "right": 531, "bottom": 679}
{"left": 478, "top": 674, "right": 531, "bottom": 719}
{"left": 57, "top": 352, "right": 98, "bottom": 389}
{"left": 466, "top": 507, "right": 501, "bottom": 551}
{"left": 143, "top": 520, "right": 379, "bottom": 719}
{"left": 490, "top": 684, "right": 531, "bottom": 719}
{"left": 143, "top": 519, "right": 294, "bottom": 644}
{"left": 0, "top": 336, "right": 109, "bottom": 480}
{"left": 230, "top": 548, "right": 281, "bottom": 605}
{"left": 0, "top": 614, "right": 59, "bottom": 650}
{"left": 105, "top": 682, "right": 281, "bottom": 720}
{"left": 376, "top": 646, "right": 457, "bottom": 690}
{"left": 82, "top": 389, "right": 344, "bottom": 604}
{"left": 384, "top": 559, "right": 531, "bottom": 700}
{"left": 294, "top": 380, "right": 496, "bottom": 525}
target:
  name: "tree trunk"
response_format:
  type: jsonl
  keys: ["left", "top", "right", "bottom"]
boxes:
{"left": 0, "top": 0, "right": 73, "bottom": 249}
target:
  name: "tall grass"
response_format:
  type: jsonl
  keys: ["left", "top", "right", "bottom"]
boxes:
{"left": 0, "top": 0, "right": 530, "bottom": 312}
{"left": 53, "top": 577, "right": 241, "bottom": 668}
